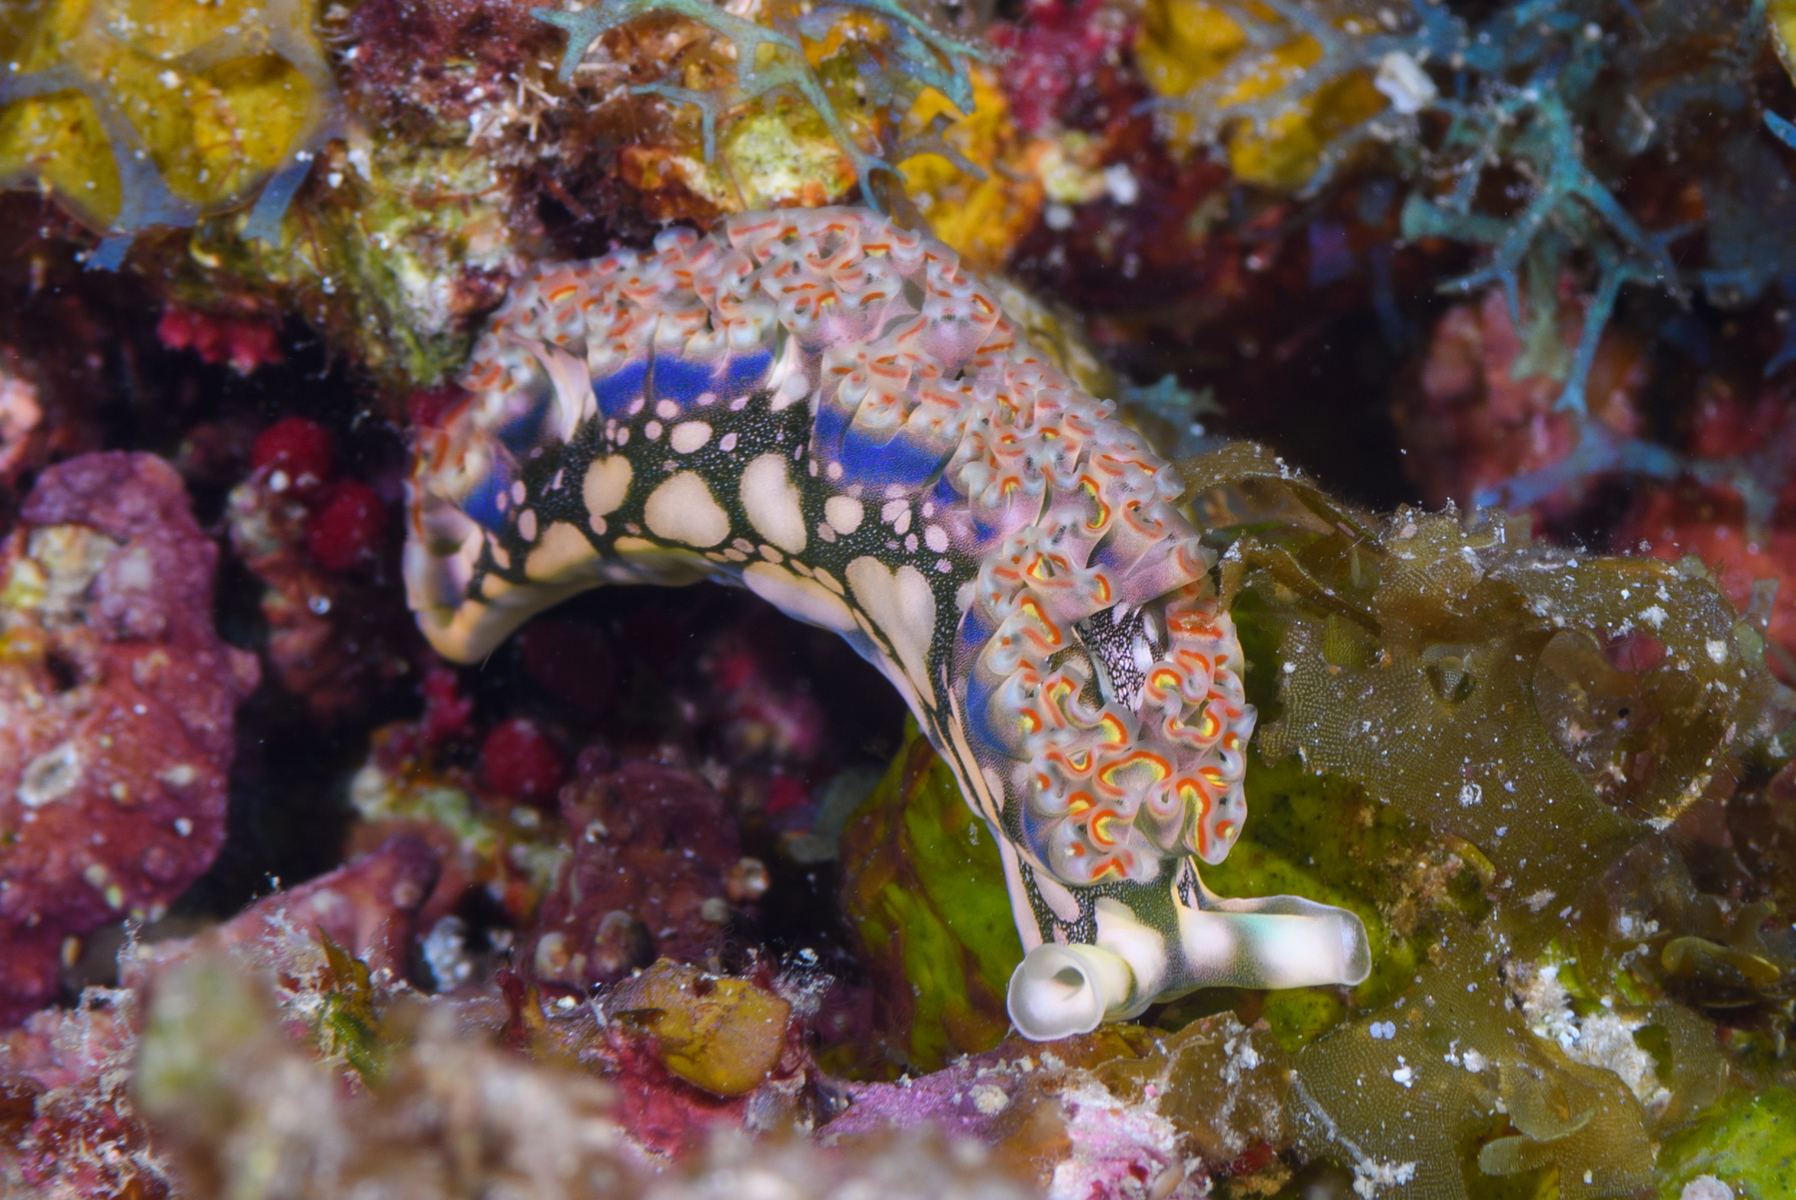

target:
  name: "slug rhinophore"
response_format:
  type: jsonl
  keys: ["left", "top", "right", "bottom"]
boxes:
{"left": 405, "top": 207, "right": 1370, "bottom": 1039}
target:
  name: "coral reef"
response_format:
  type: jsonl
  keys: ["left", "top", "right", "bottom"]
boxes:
{"left": 534, "top": 0, "right": 984, "bottom": 212}
{"left": 0, "top": 834, "right": 438, "bottom": 1198}
{"left": 829, "top": 1015, "right": 1290, "bottom": 1196}
{"left": 347, "top": 710, "right": 570, "bottom": 934}
{"left": 0, "top": 0, "right": 987, "bottom": 391}
{"left": 1, "top": 987, "right": 161, "bottom": 1198}
{"left": 4, "top": 0, "right": 1796, "bottom": 1197}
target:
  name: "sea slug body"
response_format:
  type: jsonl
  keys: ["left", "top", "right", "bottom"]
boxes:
{"left": 405, "top": 207, "right": 1370, "bottom": 1038}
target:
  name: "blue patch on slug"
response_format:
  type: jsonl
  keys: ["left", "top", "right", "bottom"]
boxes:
{"left": 719, "top": 350, "right": 774, "bottom": 397}
{"left": 653, "top": 357, "right": 719, "bottom": 408}
{"left": 495, "top": 391, "right": 549, "bottom": 455}
{"left": 812, "top": 402, "right": 851, "bottom": 462}
{"left": 839, "top": 426, "right": 944, "bottom": 489}
{"left": 461, "top": 464, "right": 514, "bottom": 536}
{"left": 595, "top": 361, "right": 650, "bottom": 419}
{"left": 963, "top": 668, "right": 1022, "bottom": 766}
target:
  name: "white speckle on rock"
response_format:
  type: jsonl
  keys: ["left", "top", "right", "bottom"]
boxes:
{"left": 1352, "top": 1158, "right": 1417, "bottom": 1200}
{"left": 1102, "top": 163, "right": 1139, "bottom": 206}
{"left": 1374, "top": 50, "right": 1437, "bottom": 113}
{"left": 18, "top": 742, "right": 82, "bottom": 808}
{"left": 969, "top": 1083, "right": 1009, "bottom": 1114}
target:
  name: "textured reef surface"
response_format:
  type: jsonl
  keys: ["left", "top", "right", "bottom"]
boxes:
{"left": 4, "top": 0, "right": 1796, "bottom": 1198}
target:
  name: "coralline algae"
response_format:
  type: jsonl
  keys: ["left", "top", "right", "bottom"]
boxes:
{"left": 0, "top": 453, "right": 260, "bottom": 1024}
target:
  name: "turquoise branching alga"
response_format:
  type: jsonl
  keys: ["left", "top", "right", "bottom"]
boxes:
{"left": 404, "top": 207, "right": 1370, "bottom": 1039}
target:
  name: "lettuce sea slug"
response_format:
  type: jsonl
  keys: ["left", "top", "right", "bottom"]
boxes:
{"left": 404, "top": 207, "right": 1369, "bottom": 1039}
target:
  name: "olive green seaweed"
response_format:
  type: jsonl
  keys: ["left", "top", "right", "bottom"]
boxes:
{"left": 838, "top": 718, "right": 1022, "bottom": 1073}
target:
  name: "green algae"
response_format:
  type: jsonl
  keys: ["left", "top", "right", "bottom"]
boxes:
{"left": 1180, "top": 442, "right": 1782, "bottom": 953}
{"left": 317, "top": 930, "right": 384, "bottom": 1086}
{"left": 1157, "top": 746, "right": 1465, "bottom": 1052}
{"left": 608, "top": 959, "right": 793, "bottom": 1097}
{"left": 1157, "top": 441, "right": 1796, "bottom": 1196}
{"left": 1657, "top": 1085, "right": 1796, "bottom": 1200}
{"left": 1289, "top": 928, "right": 1659, "bottom": 1200}
{"left": 837, "top": 718, "right": 1020, "bottom": 1073}
{"left": 134, "top": 952, "right": 287, "bottom": 1140}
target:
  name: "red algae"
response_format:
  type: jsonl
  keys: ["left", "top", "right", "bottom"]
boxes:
{"left": 227, "top": 425, "right": 413, "bottom": 722}
{"left": 155, "top": 306, "right": 284, "bottom": 377}
{"left": 479, "top": 717, "right": 571, "bottom": 806}
{"left": 993, "top": 0, "right": 1137, "bottom": 137}
{"left": 1394, "top": 284, "right": 1648, "bottom": 515}
{"left": 249, "top": 416, "right": 335, "bottom": 495}
{"left": 304, "top": 481, "right": 391, "bottom": 574}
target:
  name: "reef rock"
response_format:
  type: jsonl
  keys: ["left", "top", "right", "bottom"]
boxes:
{"left": 0, "top": 453, "right": 260, "bottom": 1025}
{"left": 528, "top": 758, "right": 749, "bottom": 992}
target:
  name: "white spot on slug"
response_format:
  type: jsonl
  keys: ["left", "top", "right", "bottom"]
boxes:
{"left": 670, "top": 421, "right": 713, "bottom": 454}
{"left": 583, "top": 456, "right": 632, "bottom": 528}
{"left": 825, "top": 495, "right": 864, "bottom": 535}
{"left": 644, "top": 472, "right": 731, "bottom": 547}
{"left": 740, "top": 454, "right": 807, "bottom": 554}
{"left": 846, "top": 556, "right": 937, "bottom": 703}
{"left": 526, "top": 522, "right": 594, "bottom": 581}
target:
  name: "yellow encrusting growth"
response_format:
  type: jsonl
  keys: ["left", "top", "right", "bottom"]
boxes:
{"left": 1133, "top": 0, "right": 1386, "bottom": 189}
{"left": 901, "top": 67, "right": 1046, "bottom": 273}
{"left": 0, "top": 0, "right": 336, "bottom": 238}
